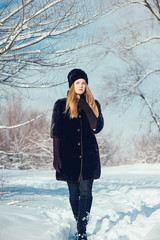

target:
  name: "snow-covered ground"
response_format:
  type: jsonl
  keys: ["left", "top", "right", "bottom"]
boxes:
{"left": 0, "top": 164, "right": 160, "bottom": 240}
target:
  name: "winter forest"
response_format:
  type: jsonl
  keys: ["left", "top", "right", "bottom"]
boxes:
{"left": 0, "top": 1, "right": 160, "bottom": 240}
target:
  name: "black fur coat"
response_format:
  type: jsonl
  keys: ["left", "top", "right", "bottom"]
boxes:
{"left": 50, "top": 98, "right": 104, "bottom": 182}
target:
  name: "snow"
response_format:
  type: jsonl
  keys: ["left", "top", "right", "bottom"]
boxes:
{"left": 0, "top": 164, "right": 160, "bottom": 240}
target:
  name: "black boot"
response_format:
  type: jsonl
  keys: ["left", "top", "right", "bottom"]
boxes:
{"left": 77, "top": 233, "right": 87, "bottom": 240}
{"left": 70, "top": 199, "right": 79, "bottom": 221}
{"left": 77, "top": 196, "right": 93, "bottom": 240}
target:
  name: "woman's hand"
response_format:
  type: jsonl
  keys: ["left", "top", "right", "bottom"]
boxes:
{"left": 78, "top": 95, "right": 98, "bottom": 130}
{"left": 78, "top": 97, "right": 88, "bottom": 111}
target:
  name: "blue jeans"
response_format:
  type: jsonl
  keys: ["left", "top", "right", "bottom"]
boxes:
{"left": 67, "top": 178, "right": 93, "bottom": 201}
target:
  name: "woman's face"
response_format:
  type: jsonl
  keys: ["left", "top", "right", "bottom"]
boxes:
{"left": 74, "top": 78, "right": 86, "bottom": 95}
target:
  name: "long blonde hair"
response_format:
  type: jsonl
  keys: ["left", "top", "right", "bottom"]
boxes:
{"left": 64, "top": 84, "right": 99, "bottom": 119}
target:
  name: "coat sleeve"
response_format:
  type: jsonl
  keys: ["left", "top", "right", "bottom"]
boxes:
{"left": 50, "top": 100, "right": 63, "bottom": 138}
{"left": 93, "top": 100, "right": 104, "bottom": 134}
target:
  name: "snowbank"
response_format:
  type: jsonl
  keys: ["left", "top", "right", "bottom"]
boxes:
{"left": 0, "top": 164, "right": 160, "bottom": 240}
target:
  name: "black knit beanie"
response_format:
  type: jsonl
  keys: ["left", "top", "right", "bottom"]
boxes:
{"left": 67, "top": 69, "right": 88, "bottom": 88}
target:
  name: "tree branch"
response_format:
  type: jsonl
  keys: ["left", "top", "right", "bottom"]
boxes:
{"left": 122, "top": 36, "right": 160, "bottom": 49}
{"left": 128, "top": 69, "right": 160, "bottom": 94}
{"left": 0, "top": 113, "right": 43, "bottom": 129}
{"left": 138, "top": 89, "right": 160, "bottom": 132}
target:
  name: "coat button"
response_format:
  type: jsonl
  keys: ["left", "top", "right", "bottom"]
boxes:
{"left": 78, "top": 142, "right": 80, "bottom": 146}
{"left": 79, "top": 115, "right": 81, "bottom": 118}
{"left": 79, "top": 155, "right": 82, "bottom": 158}
{"left": 77, "top": 129, "right": 80, "bottom": 132}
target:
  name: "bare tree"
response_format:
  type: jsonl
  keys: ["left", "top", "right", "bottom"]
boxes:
{"left": 133, "top": 134, "right": 160, "bottom": 163}
{"left": 0, "top": 0, "right": 112, "bottom": 90}
{"left": 100, "top": 0, "right": 160, "bottom": 133}
{"left": 0, "top": 94, "right": 52, "bottom": 169}
{"left": 97, "top": 135, "right": 119, "bottom": 166}
{"left": 0, "top": 94, "right": 44, "bottom": 152}
{"left": 130, "top": 0, "right": 160, "bottom": 22}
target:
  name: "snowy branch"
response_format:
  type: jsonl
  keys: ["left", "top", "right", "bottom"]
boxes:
{"left": 122, "top": 36, "right": 160, "bottom": 49}
{"left": 127, "top": 69, "right": 160, "bottom": 94}
{"left": 0, "top": 113, "right": 43, "bottom": 129}
{"left": 0, "top": 0, "right": 110, "bottom": 89}
{"left": 138, "top": 89, "right": 160, "bottom": 132}
{"left": 130, "top": 0, "right": 160, "bottom": 21}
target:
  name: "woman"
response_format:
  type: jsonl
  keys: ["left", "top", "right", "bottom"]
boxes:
{"left": 50, "top": 69, "right": 104, "bottom": 240}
